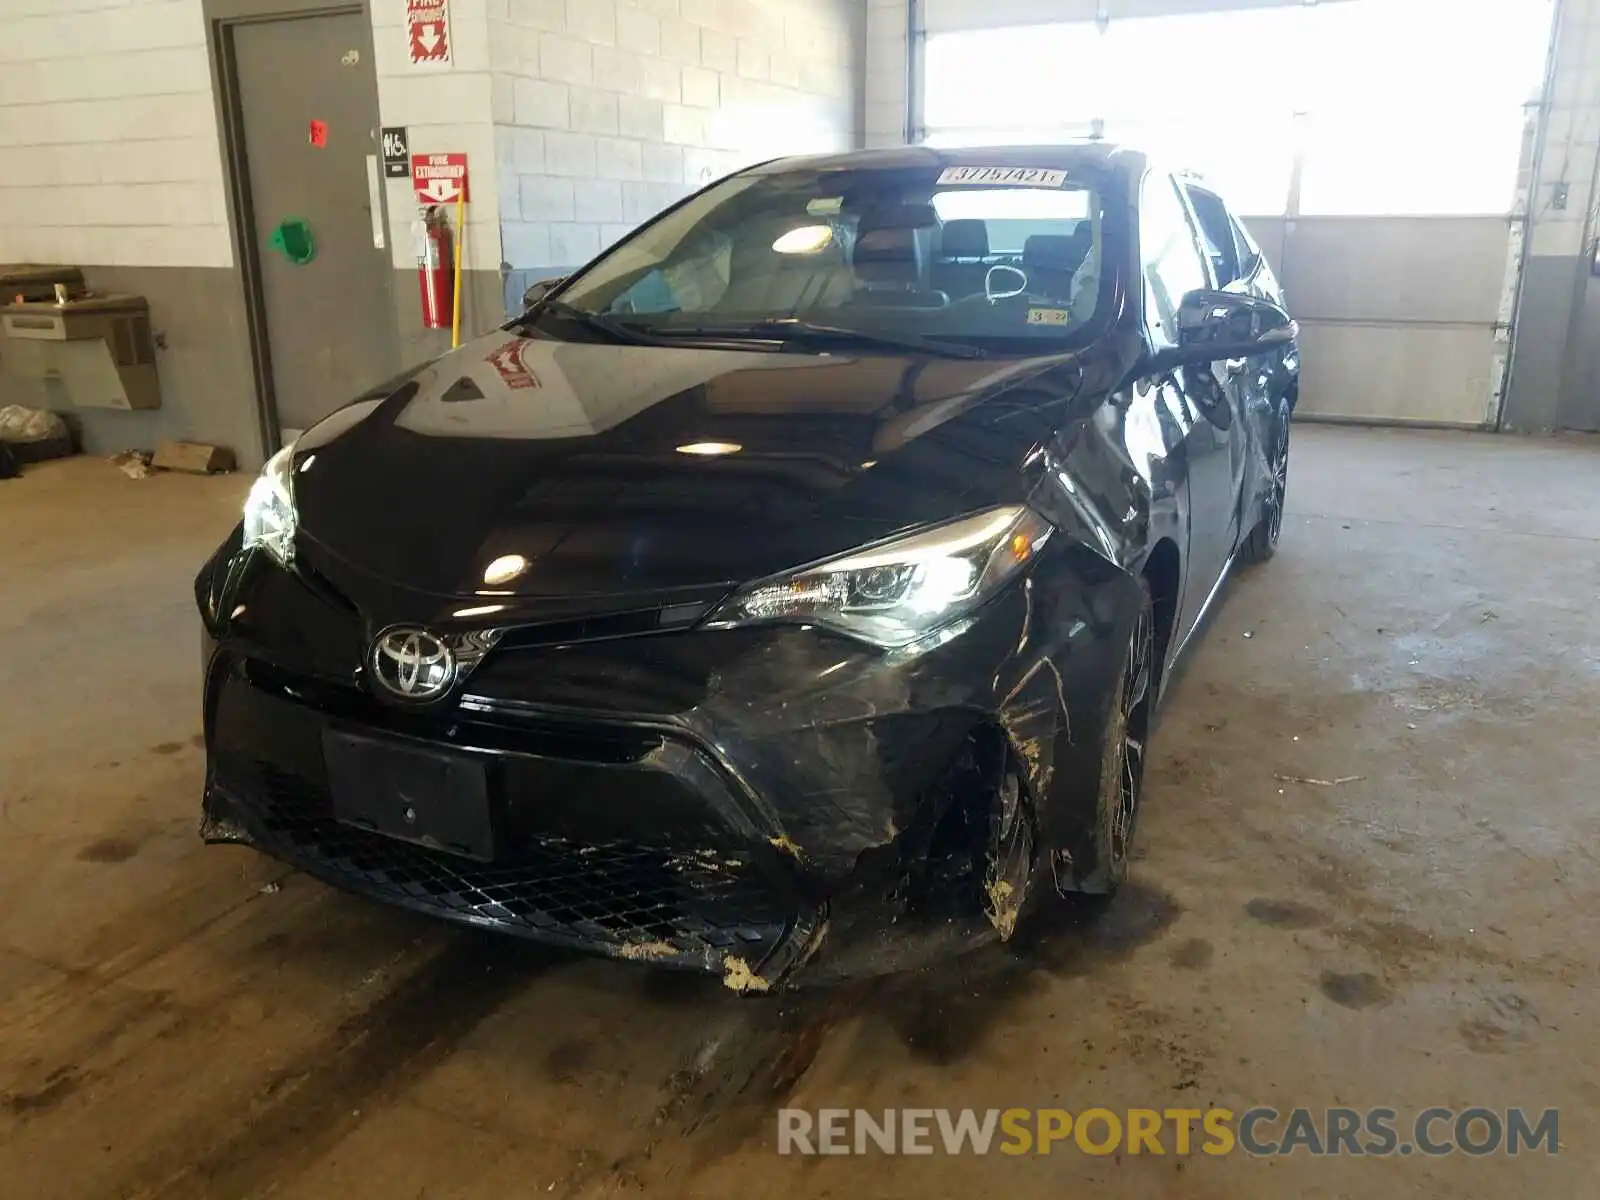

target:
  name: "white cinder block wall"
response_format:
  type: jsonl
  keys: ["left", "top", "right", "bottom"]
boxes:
{"left": 1530, "top": 0, "right": 1600, "bottom": 263}
{"left": 0, "top": 0, "right": 867, "bottom": 458}
{"left": 491, "top": 0, "right": 866, "bottom": 283}
{"left": 864, "top": 0, "right": 906, "bottom": 147}
{"left": 372, "top": 0, "right": 505, "bottom": 273}
{"left": 0, "top": 0, "right": 231, "bottom": 270}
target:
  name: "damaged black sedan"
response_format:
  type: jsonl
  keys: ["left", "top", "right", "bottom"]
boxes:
{"left": 197, "top": 145, "right": 1298, "bottom": 991}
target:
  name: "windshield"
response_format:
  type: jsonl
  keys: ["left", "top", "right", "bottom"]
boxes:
{"left": 545, "top": 163, "right": 1117, "bottom": 354}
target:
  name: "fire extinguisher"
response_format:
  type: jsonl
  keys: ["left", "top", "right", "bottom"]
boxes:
{"left": 416, "top": 205, "right": 453, "bottom": 330}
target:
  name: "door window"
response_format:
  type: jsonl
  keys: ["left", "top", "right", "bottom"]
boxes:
{"left": 1182, "top": 185, "right": 1241, "bottom": 288}
{"left": 1230, "top": 216, "right": 1262, "bottom": 281}
{"left": 1139, "top": 173, "right": 1209, "bottom": 347}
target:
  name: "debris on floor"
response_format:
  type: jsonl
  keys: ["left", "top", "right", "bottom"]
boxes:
{"left": 0, "top": 404, "right": 73, "bottom": 464}
{"left": 108, "top": 449, "right": 153, "bottom": 479}
{"left": 152, "top": 440, "right": 236, "bottom": 475}
{"left": 1273, "top": 772, "right": 1366, "bottom": 787}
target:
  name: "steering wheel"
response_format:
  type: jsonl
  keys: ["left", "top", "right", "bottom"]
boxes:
{"left": 985, "top": 265, "right": 1028, "bottom": 304}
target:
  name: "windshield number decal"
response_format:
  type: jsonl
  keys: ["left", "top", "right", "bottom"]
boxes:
{"left": 1027, "top": 308, "right": 1071, "bottom": 326}
{"left": 937, "top": 167, "right": 1069, "bottom": 188}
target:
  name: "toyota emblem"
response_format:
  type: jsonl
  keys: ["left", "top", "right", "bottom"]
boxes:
{"left": 370, "top": 627, "right": 455, "bottom": 702}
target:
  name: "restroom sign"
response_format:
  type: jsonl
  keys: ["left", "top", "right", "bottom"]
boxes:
{"left": 411, "top": 153, "right": 470, "bottom": 204}
{"left": 407, "top": 0, "right": 451, "bottom": 66}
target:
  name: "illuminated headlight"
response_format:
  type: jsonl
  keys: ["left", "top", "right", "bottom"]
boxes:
{"left": 241, "top": 443, "right": 298, "bottom": 566}
{"left": 707, "top": 506, "right": 1053, "bottom": 647}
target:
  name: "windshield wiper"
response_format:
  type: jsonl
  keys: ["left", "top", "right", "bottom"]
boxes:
{"left": 649, "top": 319, "right": 988, "bottom": 360}
{"left": 527, "top": 299, "right": 665, "bottom": 347}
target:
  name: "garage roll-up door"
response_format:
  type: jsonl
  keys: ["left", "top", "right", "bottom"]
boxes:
{"left": 920, "top": 0, "right": 1554, "bottom": 427}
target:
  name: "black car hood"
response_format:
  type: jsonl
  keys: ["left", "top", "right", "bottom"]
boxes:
{"left": 291, "top": 328, "right": 1100, "bottom": 604}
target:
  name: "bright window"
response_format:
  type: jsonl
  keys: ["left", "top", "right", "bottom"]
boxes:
{"left": 1294, "top": 0, "right": 1551, "bottom": 215}
{"left": 923, "top": 0, "right": 1553, "bottom": 217}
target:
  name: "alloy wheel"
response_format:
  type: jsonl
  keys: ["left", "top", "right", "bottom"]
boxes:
{"left": 1109, "top": 606, "right": 1154, "bottom": 867}
{"left": 1267, "top": 404, "right": 1291, "bottom": 548}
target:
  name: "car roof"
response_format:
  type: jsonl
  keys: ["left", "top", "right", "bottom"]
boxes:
{"left": 746, "top": 142, "right": 1148, "bottom": 178}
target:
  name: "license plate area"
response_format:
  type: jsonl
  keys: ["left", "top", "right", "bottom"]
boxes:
{"left": 323, "top": 729, "right": 496, "bottom": 861}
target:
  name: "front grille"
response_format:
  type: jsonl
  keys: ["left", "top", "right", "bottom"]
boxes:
{"left": 222, "top": 763, "right": 795, "bottom": 972}
{"left": 497, "top": 600, "right": 716, "bottom": 649}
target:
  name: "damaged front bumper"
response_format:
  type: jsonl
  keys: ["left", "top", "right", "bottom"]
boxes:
{"left": 199, "top": 536, "right": 1137, "bottom": 991}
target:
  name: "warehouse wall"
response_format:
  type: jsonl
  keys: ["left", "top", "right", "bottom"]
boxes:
{"left": 491, "top": 0, "right": 866, "bottom": 313}
{"left": 864, "top": 0, "right": 905, "bottom": 147}
{"left": 1507, "top": 0, "right": 1600, "bottom": 432}
{"left": 0, "top": 0, "right": 868, "bottom": 466}
{"left": 864, "top": 0, "right": 1600, "bottom": 431}
{"left": 0, "top": 0, "right": 258, "bottom": 460}
{"left": 368, "top": 0, "right": 505, "bottom": 369}
{"left": 1576, "top": 277, "right": 1600, "bottom": 431}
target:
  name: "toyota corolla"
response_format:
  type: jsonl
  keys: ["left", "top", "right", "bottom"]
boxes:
{"left": 197, "top": 145, "right": 1298, "bottom": 991}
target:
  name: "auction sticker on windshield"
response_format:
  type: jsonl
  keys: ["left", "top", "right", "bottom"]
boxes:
{"left": 1027, "top": 308, "right": 1071, "bottom": 326}
{"left": 937, "top": 167, "right": 1069, "bottom": 188}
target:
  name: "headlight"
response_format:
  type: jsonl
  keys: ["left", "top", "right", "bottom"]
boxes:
{"left": 242, "top": 443, "right": 298, "bottom": 566}
{"left": 707, "top": 506, "right": 1052, "bottom": 647}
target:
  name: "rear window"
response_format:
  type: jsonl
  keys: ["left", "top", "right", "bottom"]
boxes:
{"left": 932, "top": 187, "right": 1092, "bottom": 255}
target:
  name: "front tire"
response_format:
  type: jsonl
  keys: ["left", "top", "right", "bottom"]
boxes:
{"left": 1239, "top": 396, "right": 1291, "bottom": 566}
{"left": 1077, "top": 578, "right": 1155, "bottom": 895}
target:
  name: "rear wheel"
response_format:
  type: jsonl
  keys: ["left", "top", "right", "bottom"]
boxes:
{"left": 1240, "top": 397, "right": 1291, "bottom": 565}
{"left": 1078, "top": 579, "right": 1155, "bottom": 895}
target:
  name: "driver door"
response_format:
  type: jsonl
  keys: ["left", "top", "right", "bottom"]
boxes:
{"left": 1139, "top": 172, "right": 1239, "bottom": 646}
{"left": 1185, "top": 182, "right": 1282, "bottom": 548}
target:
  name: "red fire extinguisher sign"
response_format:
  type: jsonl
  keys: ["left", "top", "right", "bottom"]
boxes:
{"left": 411, "top": 153, "right": 469, "bottom": 205}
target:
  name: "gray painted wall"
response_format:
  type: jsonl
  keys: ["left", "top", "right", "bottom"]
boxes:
{"left": 1501, "top": 0, "right": 1598, "bottom": 433}
{"left": 0, "top": 266, "right": 258, "bottom": 461}
{"left": 1561, "top": 267, "right": 1600, "bottom": 431}
{"left": 1507, "top": 254, "right": 1592, "bottom": 433}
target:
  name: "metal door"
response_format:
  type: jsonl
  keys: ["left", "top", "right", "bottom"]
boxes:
{"left": 231, "top": 10, "right": 396, "bottom": 437}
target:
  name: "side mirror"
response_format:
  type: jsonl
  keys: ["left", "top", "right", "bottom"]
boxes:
{"left": 1149, "top": 290, "right": 1296, "bottom": 374}
{"left": 521, "top": 276, "right": 567, "bottom": 311}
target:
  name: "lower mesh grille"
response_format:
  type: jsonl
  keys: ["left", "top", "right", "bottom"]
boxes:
{"left": 222, "top": 763, "right": 793, "bottom": 970}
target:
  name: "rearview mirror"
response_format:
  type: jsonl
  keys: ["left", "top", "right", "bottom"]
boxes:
{"left": 521, "top": 276, "right": 567, "bottom": 311}
{"left": 1149, "top": 290, "right": 1296, "bottom": 374}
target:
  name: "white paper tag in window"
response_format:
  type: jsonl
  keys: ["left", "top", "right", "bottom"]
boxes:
{"left": 937, "top": 167, "right": 1069, "bottom": 188}
{"left": 1027, "top": 307, "right": 1071, "bottom": 326}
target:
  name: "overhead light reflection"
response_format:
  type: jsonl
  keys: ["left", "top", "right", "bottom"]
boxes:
{"left": 453, "top": 604, "right": 506, "bottom": 618}
{"left": 772, "top": 225, "right": 835, "bottom": 254}
{"left": 482, "top": 554, "right": 529, "bottom": 586}
{"left": 677, "top": 442, "right": 742, "bottom": 456}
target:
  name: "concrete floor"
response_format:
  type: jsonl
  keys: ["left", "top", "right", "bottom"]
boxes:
{"left": 1, "top": 424, "right": 1597, "bottom": 1198}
